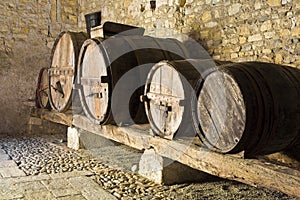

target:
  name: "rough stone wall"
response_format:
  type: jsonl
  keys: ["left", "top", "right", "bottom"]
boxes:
{"left": 78, "top": 0, "right": 300, "bottom": 68}
{"left": 0, "top": 0, "right": 78, "bottom": 134}
{"left": 0, "top": 0, "right": 299, "bottom": 134}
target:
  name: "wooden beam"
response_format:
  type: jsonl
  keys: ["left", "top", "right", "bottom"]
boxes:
{"left": 30, "top": 107, "right": 73, "bottom": 127}
{"left": 149, "top": 137, "right": 300, "bottom": 198}
{"left": 72, "top": 114, "right": 151, "bottom": 150}
{"left": 31, "top": 109, "right": 300, "bottom": 198}
{"left": 73, "top": 115, "right": 300, "bottom": 198}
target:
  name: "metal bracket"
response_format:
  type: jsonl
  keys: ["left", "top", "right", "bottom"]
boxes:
{"left": 140, "top": 95, "right": 149, "bottom": 102}
{"left": 48, "top": 66, "right": 74, "bottom": 76}
{"left": 100, "top": 76, "right": 109, "bottom": 83}
{"left": 51, "top": 81, "right": 64, "bottom": 98}
{"left": 159, "top": 104, "right": 172, "bottom": 112}
{"left": 86, "top": 92, "right": 103, "bottom": 99}
{"left": 179, "top": 99, "right": 185, "bottom": 106}
{"left": 73, "top": 84, "right": 83, "bottom": 90}
{"left": 146, "top": 92, "right": 182, "bottom": 105}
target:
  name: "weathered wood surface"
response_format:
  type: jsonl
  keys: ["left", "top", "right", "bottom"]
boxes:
{"left": 150, "top": 137, "right": 300, "bottom": 198}
{"left": 73, "top": 114, "right": 151, "bottom": 150}
{"left": 196, "top": 62, "right": 300, "bottom": 156}
{"left": 35, "top": 67, "right": 51, "bottom": 109}
{"left": 77, "top": 38, "right": 109, "bottom": 123}
{"left": 72, "top": 115, "right": 300, "bottom": 198}
{"left": 258, "top": 151, "right": 300, "bottom": 170}
{"left": 30, "top": 107, "right": 73, "bottom": 127}
{"left": 144, "top": 62, "right": 186, "bottom": 138}
{"left": 90, "top": 25, "right": 104, "bottom": 38}
{"left": 143, "top": 59, "right": 216, "bottom": 139}
{"left": 48, "top": 31, "right": 87, "bottom": 112}
{"left": 32, "top": 109, "right": 300, "bottom": 198}
{"left": 198, "top": 68, "right": 246, "bottom": 153}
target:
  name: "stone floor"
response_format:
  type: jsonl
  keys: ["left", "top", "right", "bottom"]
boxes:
{"left": 0, "top": 147, "right": 116, "bottom": 200}
{"left": 0, "top": 132, "right": 296, "bottom": 200}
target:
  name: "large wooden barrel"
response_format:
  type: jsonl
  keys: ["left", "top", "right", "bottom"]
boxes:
{"left": 77, "top": 35, "right": 199, "bottom": 125}
{"left": 194, "top": 62, "right": 300, "bottom": 156}
{"left": 35, "top": 67, "right": 51, "bottom": 109}
{"left": 48, "top": 31, "right": 88, "bottom": 112}
{"left": 142, "top": 59, "right": 216, "bottom": 139}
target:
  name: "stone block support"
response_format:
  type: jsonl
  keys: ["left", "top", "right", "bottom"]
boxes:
{"left": 138, "top": 148, "right": 215, "bottom": 185}
{"left": 67, "top": 127, "right": 82, "bottom": 150}
{"left": 67, "top": 128, "right": 119, "bottom": 150}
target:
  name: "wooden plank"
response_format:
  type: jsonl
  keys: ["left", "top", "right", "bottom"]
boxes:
{"left": 257, "top": 151, "right": 300, "bottom": 169}
{"left": 30, "top": 107, "right": 73, "bottom": 127}
{"left": 36, "top": 67, "right": 51, "bottom": 109}
{"left": 32, "top": 109, "right": 300, "bottom": 198}
{"left": 72, "top": 114, "right": 151, "bottom": 150}
{"left": 198, "top": 69, "right": 246, "bottom": 153}
{"left": 49, "top": 32, "right": 88, "bottom": 112}
{"left": 41, "top": 111, "right": 73, "bottom": 127}
{"left": 73, "top": 114, "right": 300, "bottom": 198}
{"left": 149, "top": 137, "right": 300, "bottom": 198}
{"left": 79, "top": 39, "right": 110, "bottom": 123}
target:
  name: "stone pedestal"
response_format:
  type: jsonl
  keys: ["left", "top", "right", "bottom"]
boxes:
{"left": 138, "top": 148, "right": 215, "bottom": 185}
{"left": 67, "top": 127, "right": 82, "bottom": 150}
{"left": 67, "top": 128, "right": 119, "bottom": 150}
{"left": 78, "top": 129, "right": 119, "bottom": 149}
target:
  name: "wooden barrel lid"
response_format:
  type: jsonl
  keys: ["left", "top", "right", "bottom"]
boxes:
{"left": 197, "top": 69, "right": 246, "bottom": 153}
{"left": 144, "top": 62, "right": 185, "bottom": 138}
{"left": 48, "top": 31, "right": 87, "bottom": 112}
{"left": 78, "top": 38, "right": 110, "bottom": 123}
{"left": 35, "top": 67, "right": 51, "bottom": 109}
{"left": 49, "top": 32, "right": 75, "bottom": 112}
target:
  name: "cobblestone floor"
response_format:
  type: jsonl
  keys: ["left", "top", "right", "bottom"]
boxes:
{"left": 0, "top": 136, "right": 116, "bottom": 200}
{"left": 0, "top": 132, "right": 296, "bottom": 200}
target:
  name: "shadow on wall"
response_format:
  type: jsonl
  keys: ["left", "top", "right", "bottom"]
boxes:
{"left": 0, "top": 31, "right": 52, "bottom": 134}
{"left": 0, "top": 51, "right": 13, "bottom": 74}
{"left": 187, "top": 30, "right": 211, "bottom": 52}
{"left": 183, "top": 13, "right": 222, "bottom": 58}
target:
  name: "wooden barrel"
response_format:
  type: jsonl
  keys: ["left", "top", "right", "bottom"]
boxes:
{"left": 48, "top": 31, "right": 88, "bottom": 112}
{"left": 35, "top": 67, "right": 51, "bottom": 109}
{"left": 143, "top": 59, "right": 216, "bottom": 139}
{"left": 77, "top": 35, "right": 198, "bottom": 125}
{"left": 194, "top": 62, "right": 300, "bottom": 156}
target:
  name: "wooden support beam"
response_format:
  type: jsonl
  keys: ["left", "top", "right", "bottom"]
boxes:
{"left": 72, "top": 115, "right": 300, "bottom": 198}
{"left": 31, "top": 109, "right": 300, "bottom": 198}
{"left": 73, "top": 114, "right": 151, "bottom": 150}
{"left": 149, "top": 138, "right": 300, "bottom": 198}
{"left": 30, "top": 107, "right": 73, "bottom": 127}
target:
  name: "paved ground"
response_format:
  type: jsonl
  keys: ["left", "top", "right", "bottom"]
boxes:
{"left": 0, "top": 146, "right": 116, "bottom": 200}
{"left": 0, "top": 132, "right": 296, "bottom": 200}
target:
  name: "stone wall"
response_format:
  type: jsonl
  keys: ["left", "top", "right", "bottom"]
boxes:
{"left": 78, "top": 0, "right": 300, "bottom": 68}
{"left": 0, "top": 0, "right": 78, "bottom": 134}
{"left": 0, "top": 0, "right": 299, "bottom": 134}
